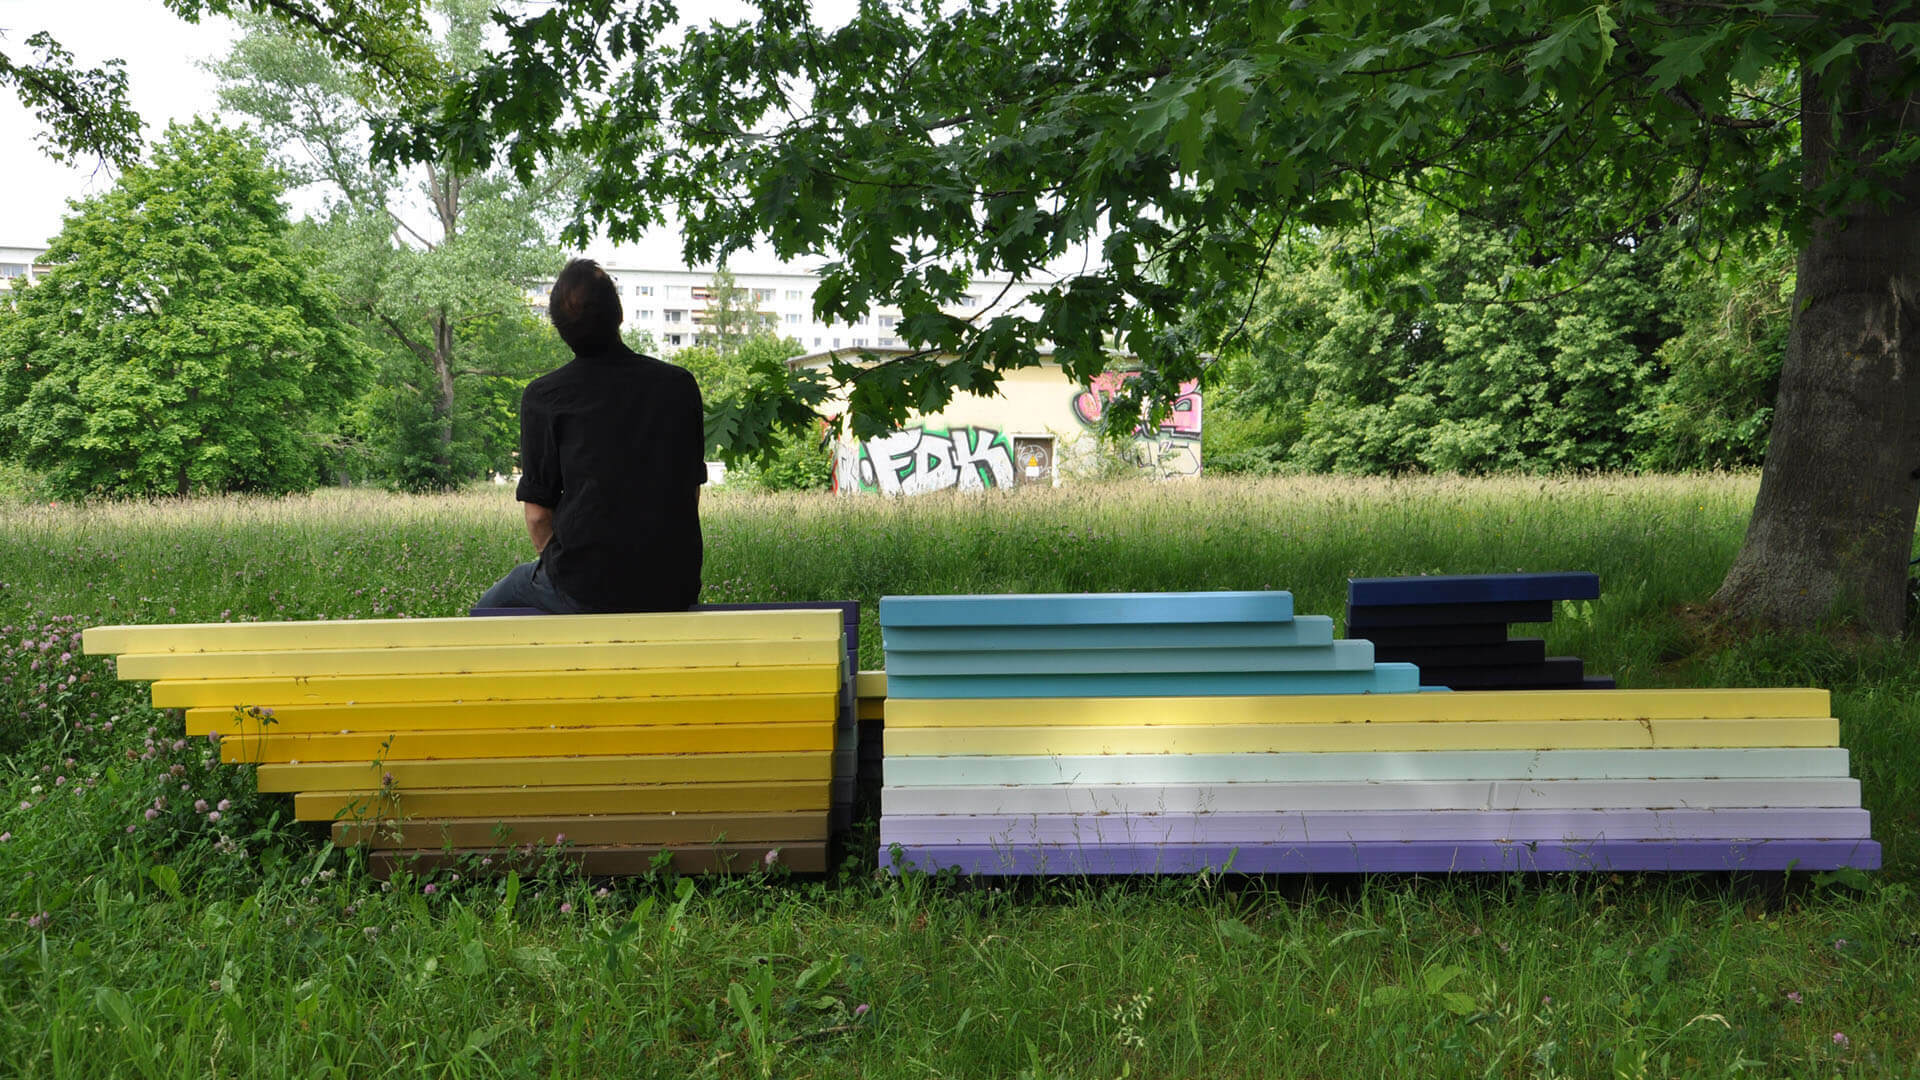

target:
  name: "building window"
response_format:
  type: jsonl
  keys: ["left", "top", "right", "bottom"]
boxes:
{"left": 667, "top": 333, "right": 684, "bottom": 346}
{"left": 957, "top": 295, "right": 979, "bottom": 308}
{"left": 852, "top": 338, "right": 868, "bottom": 347}
{"left": 813, "top": 337, "right": 822, "bottom": 346}
{"left": 785, "top": 313, "right": 803, "bottom": 325}
{"left": 878, "top": 315, "right": 898, "bottom": 329}
{"left": 665, "top": 285, "right": 686, "bottom": 299}
{"left": 879, "top": 336, "right": 898, "bottom": 348}
{"left": 636, "top": 284, "right": 654, "bottom": 296}
{"left": 0, "top": 264, "right": 26, "bottom": 279}
{"left": 635, "top": 309, "right": 654, "bottom": 320}
{"left": 752, "top": 287, "right": 776, "bottom": 302}
{"left": 831, "top": 337, "right": 841, "bottom": 348}
{"left": 664, "top": 309, "right": 685, "bottom": 323}
{"left": 784, "top": 288, "right": 805, "bottom": 300}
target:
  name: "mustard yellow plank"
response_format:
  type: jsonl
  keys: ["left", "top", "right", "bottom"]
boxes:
{"left": 220, "top": 722, "right": 835, "bottom": 764}
{"left": 119, "top": 637, "right": 841, "bottom": 681}
{"left": 883, "top": 717, "right": 1838, "bottom": 755}
{"left": 856, "top": 670, "right": 888, "bottom": 698}
{"left": 883, "top": 688, "right": 1832, "bottom": 728}
{"left": 258, "top": 751, "right": 831, "bottom": 793}
{"left": 85, "top": 609, "right": 840, "bottom": 656}
{"left": 153, "top": 664, "right": 838, "bottom": 708}
{"left": 185, "top": 693, "right": 838, "bottom": 736}
{"left": 332, "top": 811, "right": 825, "bottom": 848}
{"left": 296, "top": 780, "right": 830, "bottom": 821}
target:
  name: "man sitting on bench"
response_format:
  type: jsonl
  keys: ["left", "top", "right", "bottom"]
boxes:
{"left": 478, "top": 258, "right": 707, "bottom": 613}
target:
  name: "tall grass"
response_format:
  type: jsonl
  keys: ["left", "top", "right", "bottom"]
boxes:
{"left": 1, "top": 474, "right": 1917, "bottom": 1078}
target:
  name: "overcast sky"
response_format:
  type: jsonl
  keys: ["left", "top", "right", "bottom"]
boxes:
{"left": 0, "top": 0, "right": 860, "bottom": 273}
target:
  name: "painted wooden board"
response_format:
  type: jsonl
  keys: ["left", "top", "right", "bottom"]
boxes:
{"left": 1370, "top": 639, "right": 1547, "bottom": 668}
{"left": 294, "top": 780, "right": 831, "bottom": 820}
{"left": 371, "top": 842, "right": 828, "bottom": 878}
{"left": 857, "top": 699, "right": 886, "bottom": 721}
{"left": 117, "top": 636, "right": 842, "bottom": 681}
{"left": 152, "top": 664, "right": 841, "bottom": 708}
{"left": 881, "top": 838, "right": 1883, "bottom": 875}
{"left": 879, "top": 778, "right": 1862, "bottom": 816}
{"left": 1345, "top": 600, "right": 1554, "bottom": 628}
{"left": 1582, "top": 676, "right": 1618, "bottom": 690}
{"left": 877, "top": 808, "right": 1875, "bottom": 845}
{"left": 1348, "top": 573, "right": 1600, "bottom": 607}
{"left": 881, "top": 619, "right": 1335, "bottom": 654}
{"left": 884, "top": 663, "right": 1421, "bottom": 700}
{"left": 882, "top": 717, "right": 1838, "bottom": 756}
{"left": 1421, "top": 658, "right": 1586, "bottom": 690}
{"left": 1350, "top": 623, "right": 1511, "bottom": 647}
{"left": 184, "top": 692, "right": 838, "bottom": 737}
{"left": 220, "top": 722, "right": 836, "bottom": 764}
{"left": 85, "top": 609, "right": 841, "bottom": 656}
{"left": 879, "top": 748, "right": 1855, "bottom": 787}
{"left": 884, "top": 639, "right": 1376, "bottom": 677}
{"left": 878, "top": 591, "right": 1294, "bottom": 627}
{"left": 857, "top": 670, "right": 887, "bottom": 696}
{"left": 883, "top": 688, "right": 1831, "bottom": 727}
{"left": 332, "top": 810, "right": 823, "bottom": 848}
{"left": 257, "top": 751, "right": 830, "bottom": 793}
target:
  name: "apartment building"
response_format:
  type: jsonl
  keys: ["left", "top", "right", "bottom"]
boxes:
{"left": 0, "top": 245, "right": 51, "bottom": 292}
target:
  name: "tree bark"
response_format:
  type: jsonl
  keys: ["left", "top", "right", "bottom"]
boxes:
{"left": 433, "top": 312, "right": 456, "bottom": 473}
{"left": 1712, "top": 41, "right": 1920, "bottom": 634}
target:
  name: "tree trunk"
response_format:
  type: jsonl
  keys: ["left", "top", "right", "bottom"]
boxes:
{"left": 1711, "top": 44, "right": 1920, "bottom": 634}
{"left": 433, "top": 313, "right": 456, "bottom": 473}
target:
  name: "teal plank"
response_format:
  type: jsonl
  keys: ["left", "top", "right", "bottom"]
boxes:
{"left": 882, "top": 617, "right": 1334, "bottom": 653}
{"left": 884, "top": 662, "right": 1422, "bottom": 699}
{"left": 885, "top": 639, "right": 1375, "bottom": 677}
{"left": 879, "top": 591, "right": 1293, "bottom": 627}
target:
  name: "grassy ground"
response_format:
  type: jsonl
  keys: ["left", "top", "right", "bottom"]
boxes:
{"left": 1, "top": 475, "right": 1917, "bottom": 1078}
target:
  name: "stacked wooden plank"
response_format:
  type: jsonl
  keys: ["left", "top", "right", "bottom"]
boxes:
{"left": 877, "top": 591, "right": 1880, "bottom": 876}
{"left": 84, "top": 610, "right": 847, "bottom": 875}
{"left": 1346, "top": 572, "right": 1614, "bottom": 690}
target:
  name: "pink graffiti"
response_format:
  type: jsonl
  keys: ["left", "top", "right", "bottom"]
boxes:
{"left": 1071, "top": 373, "right": 1201, "bottom": 437}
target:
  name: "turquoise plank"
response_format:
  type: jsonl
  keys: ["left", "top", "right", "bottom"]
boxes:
{"left": 879, "top": 748, "right": 1857, "bottom": 787}
{"left": 882, "top": 617, "right": 1334, "bottom": 653}
{"left": 884, "top": 639, "right": 1375, "bottom": 677}
{"left": 884, "top": 662, "right": 1422, "bottom": 699}
{"left": 879, "top": 591, "right": 1294, "bottom": 627}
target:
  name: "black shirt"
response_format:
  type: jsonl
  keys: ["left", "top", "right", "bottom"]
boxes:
{"left": 515, "top": 345, "right": 706, "bottom": 612}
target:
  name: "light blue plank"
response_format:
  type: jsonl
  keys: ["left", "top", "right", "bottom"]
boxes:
{"left": 879, "top": 748, "right": 1857, "bottom": 787}
{"left": 884, "top": 639, "right": 1375, "bottom": 677}
{"left": 879, "top": 591, "right": 1294, "bottom": 627}
{"left": 882, "top": 617, "right": 1334, "bottom": 653}
{"left": 884, "top": 662, "right": 1422, "bottom": 699}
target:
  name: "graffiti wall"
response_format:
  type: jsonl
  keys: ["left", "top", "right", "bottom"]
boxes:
{"left": 1070, "top": 373, "right": 1202, "bottom": 438}
{"left": 835, "top": 426, "right": 1017, "bottom": 495}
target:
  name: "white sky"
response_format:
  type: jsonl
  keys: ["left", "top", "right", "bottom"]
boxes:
{"left": 0, "top": 0, "right": 860, "bottom": 273}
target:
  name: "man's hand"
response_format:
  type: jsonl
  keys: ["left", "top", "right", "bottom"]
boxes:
{"left": 523, "top": 501, "right": 555, "bottom": 554}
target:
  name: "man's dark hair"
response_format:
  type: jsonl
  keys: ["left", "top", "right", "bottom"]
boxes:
{"left": 548, "top": 258, "right": 624, "bottom": 355}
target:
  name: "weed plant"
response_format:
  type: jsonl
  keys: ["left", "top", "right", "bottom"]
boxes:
{"left": 0, "top": 475, "right": 1916, "bottom": 1077}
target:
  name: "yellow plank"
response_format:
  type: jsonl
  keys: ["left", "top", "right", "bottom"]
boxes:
{"left": 856, "top": 670, "right": 888, "bottom": 698}
{"left": 857, "top": 700, "right": 885, "bottom": 721}
{"left": 883, "top": 717, "right": 1838, "bottom": 755}
{"left": 152, "top": 664, "right": 838, "bottom": 708}
{"left": 220, "top": 722, "right": 835, "bottom": 764}
{"left": 883, "top": 688, "right": 1832, "bottom": 728}
{"left": 85, "top": 609, "right": 841, "bottom": 656}
{"left": 119, "top": 637, "right": 841, "bottom": 681}
{"left": 295, "top": 780, "right": 830, "bottom": 821}
{"left": 185, "top": 693, "right": 838, "bottom": 736}
{"left": 258, "top": 751, "right": 831, "bottom": 793}
{"left": 333, "top": 811, "right": 826, "bottom": 848}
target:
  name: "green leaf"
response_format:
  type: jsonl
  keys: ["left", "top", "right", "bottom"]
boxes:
{"left": 1215, "top": 916, "right": 1261, "bottom": 946}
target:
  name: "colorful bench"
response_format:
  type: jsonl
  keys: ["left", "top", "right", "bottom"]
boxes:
{"left": 1346, "top": 573, "right": 1615, "bottom": 690}
{"left": 84, "top": 610, "right": 848, "bottom": 875}
{"left": 876, "top": 590, "right": 1880, "bottom": 875}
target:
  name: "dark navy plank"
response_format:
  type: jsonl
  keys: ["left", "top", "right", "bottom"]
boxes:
{"left": 1421, "top": 657, "right": 1585, "bottom": 690}
{"left": 1350, "top": 622, "right": 1510, "bottom": 647}
{"left": 880, "top": 839, "right": 1883, "bottom": 876}
{"left": 884, "top": 663, "right": 1422, "bottom": 699}
{"left": 469, "top": 606, "right": 545, "bottom": 617}
{"left": 1348, "top": 572, "right": 1600, "bottom": 608}
{"left": 1583, "top": 676, "right": 1618, "bottom": 690}
{"left": 883, "top": 618, "right": 1333, "bottom": 653}
{"left": 1369, "top": 638, "right": 1547, "bottom": 668}
{"left": 1346, "top": 600, "right": 1554, "bottom": 629}
{"left": 879, "top": 592, "right": 1293, "bottom": 628}
{"left": 884, "top": 639, "right": 1375, "bottom": 677}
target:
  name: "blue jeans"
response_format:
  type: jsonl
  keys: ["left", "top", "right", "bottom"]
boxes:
{"left": 476, "top": 560, "right": 587, "bottom": 614}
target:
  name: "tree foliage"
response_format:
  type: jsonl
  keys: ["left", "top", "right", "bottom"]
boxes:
{"left": 0, "top": 121, "right": 368, "bottom": 498}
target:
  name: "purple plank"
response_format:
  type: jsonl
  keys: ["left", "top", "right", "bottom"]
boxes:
{"left": 1348, "top": 572, "right": 1600, "bottom": 608}
{"left": 880, "top": 839, "right": 1882, "bottom": 875}
{"left": 1421, "top": 656, "right": 1585, "bottom": 689}
{"left": 878, "top": 808, "right": 1875, "bottom": 846}
{"left": 1371, "top": 638, "right": 1548, "bottom": 668}
{"left": 1346, "top": 600, "right": 1554, "bottom": 628}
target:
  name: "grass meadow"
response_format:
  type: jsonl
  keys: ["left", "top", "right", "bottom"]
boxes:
{"left": 1, "top": 474, "right": 1917, "bottom": 1078}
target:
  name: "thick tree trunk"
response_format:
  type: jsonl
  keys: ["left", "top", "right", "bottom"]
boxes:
{"left": 1712, "top": 45, "right": 1920, "bottom": 634}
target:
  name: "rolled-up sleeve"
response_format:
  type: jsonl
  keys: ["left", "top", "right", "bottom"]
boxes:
{"left": 515, "top": 384, "right": 562, "bottom": 506}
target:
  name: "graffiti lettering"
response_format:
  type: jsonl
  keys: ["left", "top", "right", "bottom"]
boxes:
{"left": 834, "top": 426, "right": 1016, "bottom": 495}
{"left": 1071, "top": 373, "right": 1202, "bottom": 437}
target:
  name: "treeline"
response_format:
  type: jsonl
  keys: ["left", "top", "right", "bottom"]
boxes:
{"left": 1205, "top": 200, "right": 1789, "bottom": 475}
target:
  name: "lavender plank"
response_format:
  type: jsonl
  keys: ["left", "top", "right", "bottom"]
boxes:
{"left": 1348, "top": 573, "right": 1600, "bottom": 608}
{"left": 880, "top": 839, "right": 1883, "bottom": 875}
{"left": 878, "top": 808, "right": 1875, "bottom": 845}
{"left": 1346, "top": 600, "right": 1554, "bottom": 628}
